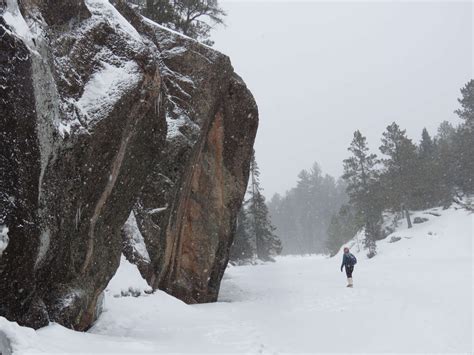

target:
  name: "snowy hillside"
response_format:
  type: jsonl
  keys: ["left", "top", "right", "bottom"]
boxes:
{"left": 0, "top": 205, "right": 472, "bottom": 354}
{"left": 339, "top": 206, "right": 472, "bottom": 260}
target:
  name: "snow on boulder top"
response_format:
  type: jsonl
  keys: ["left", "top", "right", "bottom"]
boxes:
{"left": 142, "top": 16, "right": 212, "bottom": 50}
{"left": 1, "top": 0, "right": 37, "bottom": 48}
{"left": 85, "top": 0, "right": 144, "bottom": 45}
{"left": 75, "top": 60, "right": 141, "bottom": 129}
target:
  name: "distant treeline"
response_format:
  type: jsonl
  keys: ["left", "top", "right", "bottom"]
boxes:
{"left": 232, "top": 80, "right": 473, "bottom": 261}
{"left": 268, "top": 164, "right": 347, "bottom": 255}
{"left": 265, "top": 80, "right": 473, "bottom": 258}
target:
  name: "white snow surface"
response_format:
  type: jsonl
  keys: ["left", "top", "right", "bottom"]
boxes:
{"left": 2, "top": 0, "right": 43, "bottom": 54}
{"left": 0, "top": 225, "right": 9, "bottom": 257}
{"left": 146, "top": 207, "right": 167, "bottom": 215}
{"left": 123, "top": 212, "right": 151, "bottom": 263}
{"left": 75, "top": 61, "right": 141, "bottom": 127}
{"left": 105, "top": 255, "right": 152, "bottom": 297}
{"left": 85, "top": 0, "right": 143, "bottom": 44}
{"left": 0, "top": 206, "right": 472, "bottom": 354}
{"left": 2, "top": 0, "right": 37, "bottom": 49}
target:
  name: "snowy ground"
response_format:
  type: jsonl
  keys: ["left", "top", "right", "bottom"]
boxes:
{"left": 1, "top": 206, "right": 472, "bottom": 354}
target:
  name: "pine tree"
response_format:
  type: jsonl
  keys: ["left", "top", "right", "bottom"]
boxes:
{"left": 246, "top": 152, "right": 282, "bottom": 261}
{"left": 229, "top": 208, "right": 254, "bottom": 263}
{"left": 434, "top": 121, "right": 457, "bottom": 204}
{"left": 144, "top": 0, "right": 176, "bottom": 27}
{"left": 453, "top": 80, "right": 474, "bottom": 194}
{"left": 455, "top": 80, "right": 474, "bottom": 130}
{"left": 453, "top": 126, "right": 474, "bottom": 194}
{"left": 342, "top": 130, "right": 382, "bottom": 257}
{"left": 294, "top": 168, "right": 316, "bottom": 254}
{"left": 134, "top": 0, "right": 226, "bottom": 45}
{"left": 379, "top": 122, "right": 418, "bottom": 227}
{"left": 326, "top": 204, "right": 362, "bottom": 256}
{"left": 414, "top": 128, "right": 442, "bottom": 208}
{"left": 419, "top": 128, "right": 435, "bottom": 159}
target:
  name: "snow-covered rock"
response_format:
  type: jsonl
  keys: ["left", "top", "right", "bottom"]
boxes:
{"left": 115, "top": 3, "right": 258, "bottom": 304}
{"left": 0, "top": 0, "right": 257, "bottom": 331}
{"left": 1, "top": 0, "right": 165, "bottom": 329}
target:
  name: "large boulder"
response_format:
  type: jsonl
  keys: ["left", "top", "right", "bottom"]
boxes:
{"left": 0, "top": 0, "right": 165, "bottom": 330}
{"left": 117, "top": 3, "right": 258, "bottom": 304}
{"left": 0, "top": 0, "right": 258, "bottom": 331}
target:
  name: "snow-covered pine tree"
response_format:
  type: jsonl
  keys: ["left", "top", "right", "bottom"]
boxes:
{"left": 342, "top": 130, "right": 382, "bottom": 257}
{"left": 246, "top": 152, "right": 282, "bottom": 261}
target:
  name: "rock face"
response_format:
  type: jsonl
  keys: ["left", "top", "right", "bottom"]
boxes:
{"left": 117, "top": 3, "right": 258, "bottom": 304}
{"left": 0, "top": 0, "right": 165, "bottom": 330}
{"left": 0, "top": 0, "right": 258, "bottom": 330}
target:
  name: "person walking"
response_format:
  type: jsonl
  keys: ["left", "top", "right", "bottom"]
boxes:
{"left": 340, "top": 247, "right": 357, "bottom": 287}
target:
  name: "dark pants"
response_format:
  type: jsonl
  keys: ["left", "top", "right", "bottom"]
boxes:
{"left": 345, "top": 265, "right": 354, "bottom": 278}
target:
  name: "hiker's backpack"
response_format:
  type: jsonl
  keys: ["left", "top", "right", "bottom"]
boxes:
{"left": 348, "top": 253, "right": 357, "bottom": 265}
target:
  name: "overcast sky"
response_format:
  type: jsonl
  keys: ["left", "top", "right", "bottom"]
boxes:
{"left": 212, "top": 0, "right": 473, "bottom": 198}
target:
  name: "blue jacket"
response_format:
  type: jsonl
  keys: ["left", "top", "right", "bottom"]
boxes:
{"left": 341, "top": 253, "right": 356, "bottom": 269}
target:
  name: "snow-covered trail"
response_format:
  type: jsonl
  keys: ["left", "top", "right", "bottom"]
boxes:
{"left": 1, "top": 207, "right": 472, "bottom": 354}
{"left": 219, "top": 255, "right": 471, "bottom": 353}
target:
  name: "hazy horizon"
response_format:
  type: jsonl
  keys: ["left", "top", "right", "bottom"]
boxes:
{"left": 213, "top": 0, "right": 472, "bottom": 198}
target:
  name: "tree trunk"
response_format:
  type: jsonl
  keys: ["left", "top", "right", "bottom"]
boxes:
{"left": 402, "top": 204, "right": 412, "bottom": 229}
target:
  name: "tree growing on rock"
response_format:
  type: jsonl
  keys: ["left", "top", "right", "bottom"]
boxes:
{"left": 342, "top": 130, "right": 382, "bottom": 257}
{"left": 129, "top": 0, "right": 226, "bottom": 45}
